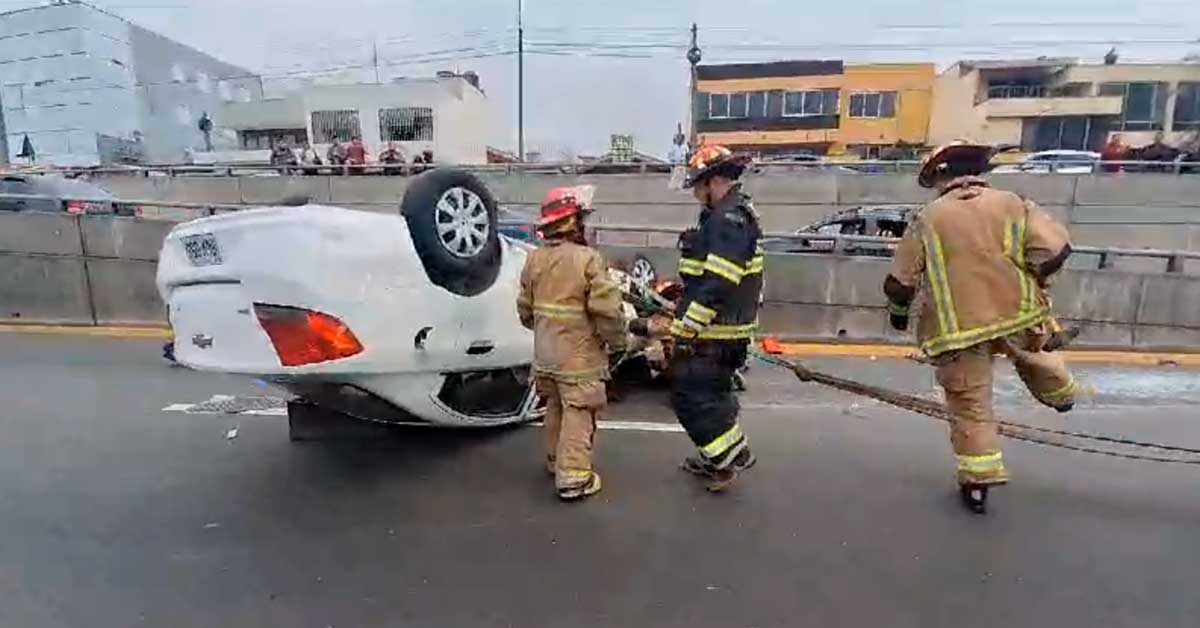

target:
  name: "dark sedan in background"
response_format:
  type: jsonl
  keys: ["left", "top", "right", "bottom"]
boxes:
{"left": 0, "top": 173, "right": 127, "bottom": 215}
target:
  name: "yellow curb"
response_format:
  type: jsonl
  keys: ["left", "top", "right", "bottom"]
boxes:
{"left": 0, "top": 324, "right": 171, "bottom": 340}
{"left": 776, "top": 342, "right": 1200, "bottom": 368}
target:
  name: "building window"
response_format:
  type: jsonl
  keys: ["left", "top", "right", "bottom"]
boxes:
{"left": 706, "top": 92, "right": 751, "bottom": 119}
{"left": 708, "top": 93, "right": 728, "bottom": 118}
{"left": 1100, "top": 82, "right": 1166, "bottom": 131}
{"left": 1022, "top": 116, "right": 1101, "bottom": 152}
{"left": 379, "top": 107, "right": 434, "bottom": 141}
{"left": 1174, "top": 82, "right": 1200, "bottom": 130}
{"left": 728, "top": 93, "right": 748, "bottom": 118}
{"left": 240, "top": 129, "right": 308, "bottom": 150}
{"left": 783, "top": 89, "right": 838, "bottom": 116}
{"left": 849, "top": 91, "right": 897, "bottom": 118}
{"left": 310, "top": 109, "right": 362, "bottom": 143}
{"left": 748, "top": 91, "right": 767, "bottom": 118}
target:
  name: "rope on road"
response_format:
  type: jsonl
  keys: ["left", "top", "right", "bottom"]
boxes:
{"left": 751, "top": 350, "right": 1200, "bottom": 466}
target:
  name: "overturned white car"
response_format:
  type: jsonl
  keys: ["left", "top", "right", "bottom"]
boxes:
{"left": 158, "top": 170, "right": 551, "bottom": 437}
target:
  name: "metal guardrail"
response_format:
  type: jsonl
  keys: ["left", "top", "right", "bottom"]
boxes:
{"left": 591, "top": 223, "right": 1200, "bottom": 273}
{"left": 17, "top": 157, "right": 1200, "bottom": 177}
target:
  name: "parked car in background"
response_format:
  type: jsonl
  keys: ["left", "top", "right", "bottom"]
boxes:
{"left": 0, "top": 174, "right": 125, "bottom": 214}
{"left": 763, "top": 205, "right": 917, "bottom": 257}
{"left": 496, "top": 205, "right": 659, "bottom": 288}
{"left": 992, "top": 150, "right": 1100, "bottom": 174}
{"left": 497, "top": 206, "right": 542, "bottom": 244}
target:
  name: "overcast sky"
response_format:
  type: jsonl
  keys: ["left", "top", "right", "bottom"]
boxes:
{"left": 11, "top": 0, "right": 1200, "bottom": 156}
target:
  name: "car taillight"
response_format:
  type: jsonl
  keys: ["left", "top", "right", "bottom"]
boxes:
{"left": 66, "top": 200, "right": 107, "bottom": 215}
{"left": 254, "top": 304, "right": 363, "bottom": 366}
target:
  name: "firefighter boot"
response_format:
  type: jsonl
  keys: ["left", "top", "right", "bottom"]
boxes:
{"left": 959, "top": 484, "right": 989, "bottom": 515}
{"left": 704, "top": 448, "right": 757, "bottom": 493}
{"left": 681, "top": 449, "right": 758, "bottom": 478}
{"left": 557, "top": 472, "right": 602, "bottom": 501}
{"left": 681, "top": 455, "right": 717, "bottom": 477}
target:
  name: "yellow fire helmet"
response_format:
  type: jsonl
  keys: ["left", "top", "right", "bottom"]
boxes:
{"left": 684, "top": 144, "right": 752, "bottom": 189}
{"left": 918, "top": 140, "right": 996, "bottom": 189}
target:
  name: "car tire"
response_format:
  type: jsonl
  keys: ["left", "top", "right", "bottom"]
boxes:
{"left": 629, "top": 254, "right": 658, "bottom": 290}
{"left": 400, "top": 168, "right": 501, "bottom": 297}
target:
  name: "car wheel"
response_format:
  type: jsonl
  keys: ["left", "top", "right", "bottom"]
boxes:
{"left": 401, "top": 168, "right": 501, "bottom": 296}
{"left": 629, "top": 255, "right": 657, "bottom": 289}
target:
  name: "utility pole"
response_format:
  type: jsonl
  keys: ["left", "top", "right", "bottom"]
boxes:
{"left": 687, "top": 23, "right": 702, "bottom": 149}
{"left": 517, "top": 0, "right": 525, "bottom": 161}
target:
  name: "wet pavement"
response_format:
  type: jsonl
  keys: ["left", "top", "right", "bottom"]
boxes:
{"left": 2, "top": 333, "right": 1200, "bottom": 628}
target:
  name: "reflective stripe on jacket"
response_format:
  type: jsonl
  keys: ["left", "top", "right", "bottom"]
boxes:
{"left": 886, "top": 176, "right": 1071, "bottom": 357}
{"left": 671, "top": 184, "right": 764, "bottom": 343}
{"left": 517, "top": 240, "right": 626, "bottom": 382}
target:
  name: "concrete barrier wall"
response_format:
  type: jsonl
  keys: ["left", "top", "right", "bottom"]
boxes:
{"left": 599, "top": 244, "right": 1200, "bottom": 351}
{"left": 80, "top": 216, "right": 173, "bottom": 261}
{"left": 0, "top": 254, "right": 94, "bottom": 324}
{"left": 85, "top": 259, "right": 165, "bottom": 325}
{"left": 0, "top": 214, "right": 166, "bottom": 326}
{"left": 1, "top": 211, "right": 1197, "bottom": 350}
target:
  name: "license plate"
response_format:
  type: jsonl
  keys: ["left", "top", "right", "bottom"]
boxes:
{"left": 181, "top": 233, "right": 222, "bottom": 266}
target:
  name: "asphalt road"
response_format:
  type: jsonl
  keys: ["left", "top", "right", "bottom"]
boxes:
{"left": 3, "top": 333, "right": 1200, "bottom": 628}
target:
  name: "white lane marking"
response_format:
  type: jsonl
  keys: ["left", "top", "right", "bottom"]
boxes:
{"left": 163, "top": 402, "right": 684, "bottom": 433}
{"left": 242, "top": 408, "right": 287, "bottom": 416}
{"left": 598, "top": 420, "right": 683, "bottom": 433}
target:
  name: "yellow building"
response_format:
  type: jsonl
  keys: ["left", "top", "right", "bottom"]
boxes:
{"left": 693, "top": 60, "right": 935, "bottom": 157}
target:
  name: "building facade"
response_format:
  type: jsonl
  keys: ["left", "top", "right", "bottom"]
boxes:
{"left": 0, "top": 1, "right": 261, "bottom": 166}
{"left": 929, "top": 58, "right": 1200, "bottom": 152}
{"left": 209, "top": 74, "right": 490, "bottom": 165}
{"left": 692, "top": 60, "right": 935, "bottom": 157}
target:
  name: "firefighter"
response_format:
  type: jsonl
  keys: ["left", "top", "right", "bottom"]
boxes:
{"left": 884, "top": 140, "right": 1078, "bottom": 514}
{"left": 633, "top": 145, "right": 763, "bottom": 492}
{"left": 517, "top": 186, "right": 626, "bottom": 501}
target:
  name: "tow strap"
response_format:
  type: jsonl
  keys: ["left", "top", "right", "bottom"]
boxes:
{"left": 752, "top": 349, "right": 1200, "bottom": 466}
{"left": 614, "top": 279, "right": 1200, "bottom": 465}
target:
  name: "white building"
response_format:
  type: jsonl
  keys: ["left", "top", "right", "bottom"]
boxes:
{"left": 0, "top": 1, "right": 262, "bottom": 166}
{"left": 209, "top": 74, "right": 491, "bottom": 165}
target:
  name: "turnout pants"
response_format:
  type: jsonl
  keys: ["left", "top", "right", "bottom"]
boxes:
{"left": 536, "top": 377, "right": 606, "bottom": 491}
{"left": 934, "top": 327, "right": 1078, "bottom": 486}
{"left": 670, "top": 342, "right": 750, "bottom": 468}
